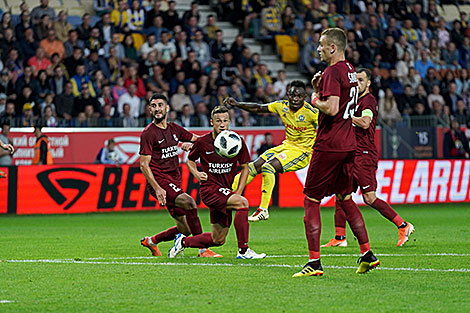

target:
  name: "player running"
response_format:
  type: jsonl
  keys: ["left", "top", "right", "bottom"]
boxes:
{"left": 294, "top": 28, "right": 379, "bottom": 277}
{"left": 322, "top": 68, "right": 415, "bottom": 248}
{"left": 224, "top": 80, "right": 319, "bottom": 222}
{"left": 169, "top": 106, "right": 266, "bottom": 259}
{"left": 139, "top": 93, "right": 221, "bottom": 258}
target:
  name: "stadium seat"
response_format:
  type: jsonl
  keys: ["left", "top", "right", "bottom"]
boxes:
{"left": 275, "top": 35, "right": 299, "bottom": 63}
{"left": 131, "top": 33, "right": 146, "bottom": 50}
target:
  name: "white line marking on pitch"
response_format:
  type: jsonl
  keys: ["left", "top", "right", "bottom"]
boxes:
{"left": 2, "top": 259, "right": 469, "bottom": 273}
{"left": 0, "top": 300, "right": 15, "bottom": 303}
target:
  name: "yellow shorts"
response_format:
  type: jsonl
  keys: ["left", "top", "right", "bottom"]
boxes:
{"left": 259, "top": 143, "right": 312, "bottom": 173}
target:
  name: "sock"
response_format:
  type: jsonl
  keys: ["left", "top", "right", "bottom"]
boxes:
{"left": 184, "top": 232, "right": 222, "bottom": 248}
{"left": 339, "top": 198, "right": 370, "bottom": 254}
{"left": 234, "top": 208, "right": 249, "bottom": 252}
{"left": 259, "top": 163, "right": 276, "bottom": 210}
{"left": 304, "top": 197, "right": 321, "bottom": 259}
{"left": 231, "top": 162, "right": 258, "bottom": 191}
{"left": 370, "top": 198, "right": 404, "bottom": 227}
{"left": 334, "top": 199, "right": 347, "bottom": 237}
{"left": 150, "top": 226, "right": 179, "bottom": 244}
{"left": 185, "top": 209, "right": 203, "bottom": 235}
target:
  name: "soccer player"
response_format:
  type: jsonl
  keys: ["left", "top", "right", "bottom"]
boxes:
{"left": 293, "top": 28, "right": 379, "bottom": 277}
{"left": 168, "top": 106, "right": 266, "bottom": 259}
{"left": 139, "top": 93, "right": 221, "bottom": 258}
{"left": 322, "top": 68, "right": 415, "bottom": 248}
{"left": 224, "top": 80, "right": 319, "bottom": 222}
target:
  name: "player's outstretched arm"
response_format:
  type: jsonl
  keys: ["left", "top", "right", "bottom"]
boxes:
{"left": 311, "top": 93, "right": 340, "bottom": 116}
{"left": 235, "top": 163, "right": 249, "bottom": 195}
{"left": 139, "top": 155, "right": 166, "bottom": 206}
{"left": 186, "top": 159, "right": 207, "bottom": 183}
{"left": 223, "top": 97, "right": 270, "bottom": 114}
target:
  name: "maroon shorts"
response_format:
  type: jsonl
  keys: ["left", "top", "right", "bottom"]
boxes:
{"left": 304, "top": 150, "right": 355, "bottom": 199}
{"left": 200, "top": 184, "right": 234, "bottom": 228}
{"left": 147, "top": 171, "right": 186, "bottom": 218}
{"left": 353, "top": 154, "right": 378, "bottom": 194}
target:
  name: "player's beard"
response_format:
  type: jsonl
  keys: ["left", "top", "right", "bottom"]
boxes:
{"left": 153, "top": 112, "right": 167, "bottom": 124}
{"left": 358, "top": 88, "right": 367, "bottom": 98}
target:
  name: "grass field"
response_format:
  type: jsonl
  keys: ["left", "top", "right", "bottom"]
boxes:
{"left": 1, "top": 203, "right": 470, "bottom": 312}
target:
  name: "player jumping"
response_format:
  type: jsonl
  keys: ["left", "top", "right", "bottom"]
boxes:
{"left": 139, "top": 93, "right": 221, "bottom": 258}
{"left": 169, "top": 106, "right": 266, "bottom": 259}
{"left": 294, "top": 28, "right": 379, "bottom": 277}
{"left": 322, "top": 68, "right": 415, "bottom": 248}
{"left": 224, "top": 80, "right": 318, "bottom": 222}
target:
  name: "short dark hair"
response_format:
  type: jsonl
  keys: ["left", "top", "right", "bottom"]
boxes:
{"left": 211, "top": 105, "right": 229, "bottom": 119}
{"left": 356, "top": 68, "right": 371, "bottom": 80}
{"left": 149, "top": 93, "right": 168, "bottom": 104}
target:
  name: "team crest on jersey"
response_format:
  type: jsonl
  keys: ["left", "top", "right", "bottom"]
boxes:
{"left": 173, "top": 134, "right": 178, "bottom": 141}
{"left": 298, "top": 115, "right": 305, "bottom": 122}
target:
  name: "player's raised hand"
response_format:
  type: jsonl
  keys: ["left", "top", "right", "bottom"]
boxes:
{"left": 0, "top": 143, "right": 14, "bottom": 154}
{"left": 181, "top": 142, "right": 193, "bottom": 152}
{"left": 311, "top": 71, "right": 323, "bottom": 92}
{"left": 223, "top": 97, "right": 237, "bottom": 107}
{"left": 155, "top": 187, "right": 167, "bottom": 206}
{"left": 196, "top": 171, "right": 208, "bottom": 182}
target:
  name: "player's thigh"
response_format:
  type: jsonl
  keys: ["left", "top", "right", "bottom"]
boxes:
{"left": 354, "top": 155, "right": 378, "bottom": 194}
{"left": 260, "top": 143, "right": 310, "bottom": 173}
{"left": 201, "top": 186, "right": 233, "bottom": 228}
{"left": 334, "top": 151, "right": 356, "bottom": 197}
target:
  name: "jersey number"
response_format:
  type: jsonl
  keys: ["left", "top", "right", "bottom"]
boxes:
{"left": 343, "top": 86, "right": 358, "bottom": 120}
{"left": 218, "top": 188, "right": 232, "bottom": 196}
{"left": 169, "top": 183, "right": 182, "bottom": 192}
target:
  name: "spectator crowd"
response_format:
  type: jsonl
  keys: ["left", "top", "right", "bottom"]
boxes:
{"left": 0, "top": 0, "right": 469, "bottom": 131}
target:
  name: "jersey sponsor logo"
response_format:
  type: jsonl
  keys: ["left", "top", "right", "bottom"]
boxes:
{"left": 158, "top": 139, "right": 165, "bottom": 144}
{"left": 208, "top": 162, "right": 232, "bottom": 174}
{"left": 277, "top": 152, "right": 287, "bottom": 160}
{"left": 37, "top": 168, "right": 97, "bottom": 210}
{"left": 161, "top": 145, "right": 178, "bottom": 159}
{"left": 285, "top": 123, "right": 308, "bottom": 132}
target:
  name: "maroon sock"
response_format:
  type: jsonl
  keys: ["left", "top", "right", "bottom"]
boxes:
{"left": 334, "top": 199, "right": 347, "bottom": 237}
{"left": 183, "top": 232, "right": 221, "bottom": 248}
{"left": 339, "top": 198, "right": 370, "bottom": 253}
{"left": 234, "top": 208, "right": 249, "bottom": 252}
{"left": 151, "top": 226, "right": 179, "bottom": 244}
{"left": 304, "top": 197, "right": 321, "bottom": 259}
{"left": 185, "top": 209, "right": 203, "bottom": 235}
{"left": 370, "top": 198, "right": 404, "bottom": 227}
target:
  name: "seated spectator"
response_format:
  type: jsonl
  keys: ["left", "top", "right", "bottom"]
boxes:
{"left": 64, "top": 47, "right": 84, "bottom": 78}
{"left": 203, "top": 14, "right": 220, "bottom": 41}
{"left": 105, "top": 33, "right": 126, "bottom": 60}
{"left": 15, "top": 67, "right": 40, "bottom": 106}
{"left": 76, "top": 13, "right": 92, "bottom": 42}
{"left": 95, "top": 12, "right": 115, "bottom": 45}
{"left": 190, "top": 30, "right": 211, "bottom": 68}
{"left": 254, "top": 64, "right": 272, "bottom": 89}
{"left": 127, "top": 0, "right": 145, "bottom": 33}
{"left": 229, "top": 35, "right": 247, "bottom": 64}
{"left": 443, "top": 82, "right": 463, "bottom": 113}
{"left": 145, "top": 0, "right": 162, "bottom": 29}
{"left": 145, "top": 63, "right": 170, "bottom": 94}
{"left": 397, "top": 85, "right": 416, "bottom": 116}
{"left": 378, "top": 35, "right": 397, "bottom": 69}
{"left": 260, "top": 0, "right": 282, "bottom": 38}
{"left": 107, "top": 47, "right": 122, "bottom": 83}
{"left": 177, "top": 104, "right": 193, "bottom": 128}
{"left": 182, "top": 51, "right": 201, "bottom": 81}
{"left": 220, "top": 51, "right": 240, "bottom": 84}
{"left": 117, "top": 84, "right": 141, "bottom": 118}
{"left": 144, "top": 15, "right": 167, "bottom": 40}
{"left": 139, "top": 34, "right": 158, "bottom": 60}
{"left": 93, "top": 0, "right": 113, "bottom": 17}
{"left": 162, "top": 1, "right": 179, "bottom": 31}
{"left": 459, "top": 37, "right": 470, "bottom": 69}
{"left": 70, "top": 63, "right": 96, "bottom": 98}
{"left": 170, "top": 84, "right": 192, "bottom": 113}
{"left": 31, "top": 0, "right": 56, "bottom": 25}
{"left": 21, "top": 103, "right": 35, "bottom": 126}
{"left": 19, "top": 28, "right": 39, "bottom": 62}
{"left": 121, "top": 103, "right": 139, "bottom": 127}
{"left": 95, "top": 138, "right": 124, "bottom": 165}
{"left": 209, "top": 84, "right": 228, "bottom": 110}
{"left": 273, "top": 70, "right": 288, "bottom": 98}
{"left": 122, "top": 35, "right": 138, "bottom": 64}
{"left": 384, "top": 69, "right": 404, "bottom": 95}
{"left": 85, "top": 27, "right": 105, "bottom": 57}
{"left": 427, "top": 85, "right": 445, "bottom": 110}
{"left": 281, "top": 5, "right": 297, "bottom": 35}
{"left": 182, "top": 1, "right": 200, "bottom": 25}
{"left": 444, "top": 119, "right": 470, "bottom": 158}
{"left": 37, "top": 69, "right": 51, "bottom": 99}
{"left": 402, "top": 19, "right": 418, "bottom": 44}
{"left": 417, "top": 18, "right": 432, "bottom": 47}
{"left": 112, "top": 77, "right": 127, "bottom": 102}
{"left": 125, "top": 65, "right": 146, "bottom": 98}
{"left": 98, "top": 84, "right": 115, "bottom": 109}
{"left": 236, "top": 47, "right": 255, "bottom": 74}
{"left": 53, "top": 10, "right": 72, "bottom": 43}
{"left": 415, "top": 50, "right": 435, "bottom": 79}
{"left": 453, "top": 99, "right": 470, "bottom": 127}
{"left": 64, "top": 30, "right": 85, "bottom": 58}
{"left": 55, "top": 81, "right": 74, "bottom": 119}
{"left": 175, "top": 30, "right": 189, "bottom": 61}
{"left": 34, "top": 14, "right": 52, "bottom": 41}
{"left": 210, "top": 30, "right": 227, "bottom": 63}
{"left": 42, "top": 104, "right": 57, "bottom": 127}
{"left": 400, "top": 67, "right": 421, "bottom": 92}
{"left": 74, "top": 84, "right": 100, "bottom": 116}
{"left": 111, "top": 0, "right": 129, "bottom": 32}
{"left": 192, "top": 101, "right": 209, "bottom": 127}
{"left": 0, "top": 102, "right": 16, "bottom": 123}
{"left": 86, "top": 50, "right": 110, "bottom": 80}
{"left": 442, "top": 42, "right": 461, "bottom": 70}
{"left": 187, "top": 82, "right": 203, "bottom": 107}
{"left": 15, "top": 11, "right": 32, "bottom": 41}
{"left": 436, "top": 17, "right": 450, "bottom": 49}
{"left": 379, "top": 88, "right": 402, "bottom": 127}
{"left": 40, "top": 29, "right": 65, "bottom": 60}
{"left": 28, "top": 47, "right": 52, "bottom": 77}
{"left": 155, "top": 31, "right": 176, "bottom": 65}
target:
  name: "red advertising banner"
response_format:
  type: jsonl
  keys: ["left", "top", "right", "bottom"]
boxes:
{"left": 9, "top": 127, "right": 287, "bottom": 165}
{"left": 3, "top": 160, "right": 468, "bottom": 215}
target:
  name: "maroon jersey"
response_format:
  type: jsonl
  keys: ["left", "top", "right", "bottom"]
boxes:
{"left": 314, "top": 60, "right": 358, "bottom": 152}
{"left": 354, "top": 93, "right": 378, "bottom": 158}
{"left": 188, "top": 132, "right": 250, "bottom": 189}
{"left": 139, "top": 122, "right": 193, "bottom": 177}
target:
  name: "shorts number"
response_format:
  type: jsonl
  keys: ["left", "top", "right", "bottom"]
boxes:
{"left": 265, "top": 152, "right": 274, "bottom": 160}
{"left": 218, "top": 188, "right": 232, "bottom": 196}
{"left": 343, "top": 86, "right": 358, "bottom": 120}
{"left": 169, "top": 183, "right": 182, "bottom": 192}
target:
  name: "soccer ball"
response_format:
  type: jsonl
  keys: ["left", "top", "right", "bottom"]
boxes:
{"left": 214, "top": 130, "right": 242, "bottom": 158}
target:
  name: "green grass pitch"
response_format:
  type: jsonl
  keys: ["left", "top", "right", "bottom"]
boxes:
{"left": 1, "top": 203, "right": 470, "bottom": 312}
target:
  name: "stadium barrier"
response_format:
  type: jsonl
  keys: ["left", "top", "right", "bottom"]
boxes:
{"left": 1, "top": 160, "right": 469, "bottom": 215}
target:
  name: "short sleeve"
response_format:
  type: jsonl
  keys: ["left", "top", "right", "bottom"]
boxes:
{"left": 237, "top": 140, "right": 251, "bottom": 164}
{"left": 173, "top": 123, "right": 194, "bottom": 142}
{"left": 321, "top": 67, "right": 341, "bottom": 99}
{"left": 267, "top": 100, "right": 281, "bottom": 114}
{"left": 188, "top": 138, "right": 201, "bottom": 161}
{"left": 139, "top": 130, "right": 153, "bottom": 155}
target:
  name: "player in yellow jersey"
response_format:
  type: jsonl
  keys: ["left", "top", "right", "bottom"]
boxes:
{"left": 224, "top": 80, "right": 319, "bottom": 221}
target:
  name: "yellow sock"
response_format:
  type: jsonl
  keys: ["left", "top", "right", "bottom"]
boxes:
{"left": 232, "top": 162, "right": 258, "bottom": 191}
{"left": 260, "top": 163, "right": 276, "bottom": 210}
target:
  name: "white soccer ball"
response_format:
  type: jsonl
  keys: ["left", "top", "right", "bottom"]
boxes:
{"left": 214, "top": 130, "right": 243, "bottom": 158}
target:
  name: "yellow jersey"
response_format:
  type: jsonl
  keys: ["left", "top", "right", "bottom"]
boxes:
{"left": 267, "top": 100, "right": 319, "bottom": 151}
